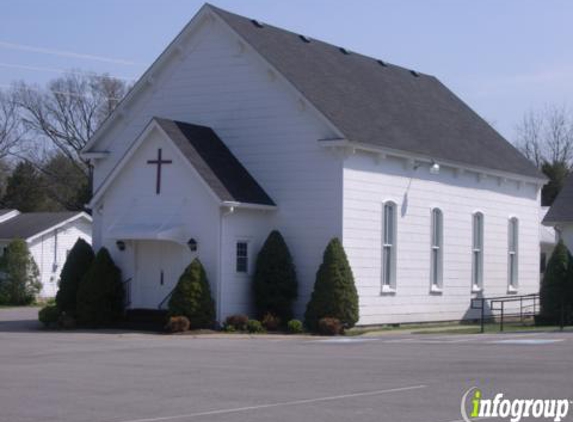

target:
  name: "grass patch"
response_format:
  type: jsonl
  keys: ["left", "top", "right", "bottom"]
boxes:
{"left": 411, "top": 323, "right": 569, "bottom": 335}
{"left": 0, "top": 304, "right": 40, "bottom": 309}
{"left": 346, "top": 321, "right": 469, "bottom": 336}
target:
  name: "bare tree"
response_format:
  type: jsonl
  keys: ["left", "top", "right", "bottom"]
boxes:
{"left": 8, "top": 72, "right": 129, "bottom": 209}
{"left": 515, "top": 105, "right": 573, "bottom": 167}
{"left": 515, "top": 105, "right": 573, "bottom": 206}
{"left": 0, "top": 89, "right": 23, "bottom": 159}
{"left": 13, "top": 72, "right": 129, "bottom": 178}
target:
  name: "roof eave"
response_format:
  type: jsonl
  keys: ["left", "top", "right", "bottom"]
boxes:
{"left": 318, "top": 138, "right": 547, "bottom": 185}
{"left": 221, "top": 200, "right": 277, "bottom": 211}
{"left": 25, "top": 212, "right": 92, "bottom": 243}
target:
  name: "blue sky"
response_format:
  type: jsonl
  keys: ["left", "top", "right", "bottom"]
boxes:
{"left": 1, "top": 0, "right": 571, "bottom": 140}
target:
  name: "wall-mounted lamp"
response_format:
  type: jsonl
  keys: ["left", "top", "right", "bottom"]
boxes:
{"left": 187, "top": 238, "right": 198, "bottom": 252}
{"left": 116, "top": 240, "right": 126, "bottom": 251}
{"left": 430, "top": 162, "right": 440, "bottom": 175}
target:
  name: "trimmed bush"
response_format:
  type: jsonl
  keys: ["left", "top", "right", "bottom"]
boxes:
{"left": 261, "top": 312, "right": 281, "bottom": 331}
{"left": 38, "top": 305, "right": 60, "bottom": 328}
{"left": 253, "top": 231, "right": 298, "bottom": 321}
{"left": 76, "top": 247, "right": 124, "bottom": 327}
{"left": 246, "top": 319, "right": 265, "bottom": 334}
{"left": 224, "top": 314, "right": 249, "bottom": 331}
{"left": 165, "top": 316, "right": 191, "bottom": 333}
{"left": 168, "top": 259, "right": 215, "bottom": 329}
{"left": 304, "top": 238, "right": 359, "bottom": 332}
{"left": 540, "top": 240, "right": 573, "bottom": 323}
{"left": 55, "top": 238, "right": 94, "bottom": 317}
{"left": 287, "top": 319, "right": 303, "bottom": 334}
{"left": 221, "top": 324, "right": 236, "bottom": 333}
{"left": 318, "top": 317, "right": 343, "bottom": 336}
{"left": 0, "top": 239, "right": 41, "bottom": 305}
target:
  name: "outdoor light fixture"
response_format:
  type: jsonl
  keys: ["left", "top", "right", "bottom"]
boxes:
{"left": 430, "top": 162, "right": 440, "bottom": 175}
{"left": 187, "top": 238, "right": 198, "bottom": 252}
{"left": 116, "top": 240, "right": 126, "bottom": 251}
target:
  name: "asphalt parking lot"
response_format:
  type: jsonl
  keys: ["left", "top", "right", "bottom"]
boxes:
{"left": 0, "top": 307, "right": 571, "bottom": 422}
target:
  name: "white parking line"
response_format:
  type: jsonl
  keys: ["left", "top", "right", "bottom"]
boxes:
{"left": 112, "top": 384, "right": 427, "bottom": 422}
{"left": 315, "top": 337, "right": 380, "bottom": 344}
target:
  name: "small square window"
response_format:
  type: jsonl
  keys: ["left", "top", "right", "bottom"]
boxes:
{"left": 236, "top": 242, "right": 248, "bottom": 273}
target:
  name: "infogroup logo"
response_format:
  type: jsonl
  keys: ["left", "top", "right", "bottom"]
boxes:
{"left": 461, "top": 387, "right": 571, "bottom": 422}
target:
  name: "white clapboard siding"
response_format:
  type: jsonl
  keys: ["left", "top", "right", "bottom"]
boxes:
{"left": 343, "top": 151, "right": 540, "bottom": 325}
{"left": 29, "top": 219, "right": 92, "bottom": 298}
{"left": 92, "top": 18, "right": 343, "bottom": 318}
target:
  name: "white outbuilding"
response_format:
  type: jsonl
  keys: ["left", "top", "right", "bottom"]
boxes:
{"left": 0, "top": 210, "right": 92, "bottom": 298}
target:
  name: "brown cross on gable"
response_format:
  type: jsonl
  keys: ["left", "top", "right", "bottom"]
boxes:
{"left": 147, "top": 148, "right": 172, "bottom": 194}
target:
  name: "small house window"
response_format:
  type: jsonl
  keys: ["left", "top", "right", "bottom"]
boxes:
{"left": 382, "top": 202, "right": 397, "bottom": 291}
{"left": 472, "top": 212, "right": 484, "bottom": 291}
{"left": 508, "top": 217, "right": 519, "bottom": 290}
{"left": 430, "top": 208, "right": 443, "bottom": 291}
{"left": 236, "top": 242, "right": 248, "bottom": 273}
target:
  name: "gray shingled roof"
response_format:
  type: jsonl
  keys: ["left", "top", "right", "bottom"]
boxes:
{"left": 155, "top": 118, "right": 275, "bottom": 206}
{"left": 210, "top": 5, "right": 541, "bottom": 179}
{"left": 543, "top": 174, "right": 573, "bottom": 224}
{"left": 0, "top": 212, "right": 83, "bottom": 240}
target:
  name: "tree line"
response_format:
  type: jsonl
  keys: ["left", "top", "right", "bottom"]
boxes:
{"left": 0, "top": 73, "right": 129, "bottom": 211}
{"left": 514, "top": 105, "right": 573, "bottom": 206}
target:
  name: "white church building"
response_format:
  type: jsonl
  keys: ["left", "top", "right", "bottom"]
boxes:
{"left": 82, "top": 4, "right": 544, "bottom": 325}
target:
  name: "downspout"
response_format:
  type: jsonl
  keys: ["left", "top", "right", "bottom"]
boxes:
{"left": 217, "top": 205, "right": 235, "bottom": 323}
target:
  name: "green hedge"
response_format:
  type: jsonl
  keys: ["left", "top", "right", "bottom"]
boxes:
{"left": 540, "top": 240, "right": 573, "bottom": 323}
{"left": 168, "top": 259, "right": 215, "bottom": 329}
{"left": 0, "top": 239, "right": 41, "bottom": 305}
{"left": 55, "top": 238, "right": 94, "bottom": 317}
{"left": 253, "top": 230, "right": 298, "bottom": 322}
{"left": 305, "top": 238, "right": 359, "bottom": 332}
{"left": 76, "top": 248, "right": 124, "bottom": 327}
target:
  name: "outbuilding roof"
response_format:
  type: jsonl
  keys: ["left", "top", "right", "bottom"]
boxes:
{"left": 0, "top": 212, "right": 88, "bottom": 241}
{"left": 543, "top": 174, "right": 573, "bottom": 224}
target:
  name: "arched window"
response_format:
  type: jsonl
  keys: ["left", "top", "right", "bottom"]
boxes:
{"left": 382, "top": 201, "right": 397, "bottom": 292}
{"left": 430, "top": 208, "right": 443, "bottom": 290}
{"left": 472, "top": 212, "right": 484, "bottom": 291}
{"left": 508, "top": 217, "right": 519, "bottom": 290}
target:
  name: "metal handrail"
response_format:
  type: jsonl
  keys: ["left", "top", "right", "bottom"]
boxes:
{"left": 157, "top": 286, "right": 177, "bottom": 310}
{"left": 471, "top": 293, "right": 540, "bottom": 333}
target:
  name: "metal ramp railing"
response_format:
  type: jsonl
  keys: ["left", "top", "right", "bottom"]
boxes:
{"left": 471, "top": 293, "right": 539, "bottom": 333}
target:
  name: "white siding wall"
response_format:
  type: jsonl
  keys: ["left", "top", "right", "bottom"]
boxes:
{"left": 220, "top": 209, "right": 273, "bottom": 319}
{"left": 91, "top": 17, "right": 343, "bottom": 318}
{"left": 343, "top": 152, "right": 541, "bottom": 325}
{"left": 29, "top": 218, "right": 92, "bottom": 298}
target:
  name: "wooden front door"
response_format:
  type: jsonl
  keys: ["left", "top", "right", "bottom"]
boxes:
{"left": 134, "top": 241, "right": 189, "bottom": 309}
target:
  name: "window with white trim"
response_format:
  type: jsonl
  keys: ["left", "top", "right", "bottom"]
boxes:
{"left": 382, "top": 202, "right": 397, "bottom": 291}
{"left": 430, "top": 208, "right": 443, "bottom": 291}
{"left": 508, "top": 217, "right": 519, "bottom": 290}
{"left": 236, "top": 242, "right": 249, "bottom": 273}
{"left": 472, "top": 212, "right": 484, "bottom": 290}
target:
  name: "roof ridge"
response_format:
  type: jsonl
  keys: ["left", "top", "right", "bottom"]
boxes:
{"left": 207, "top": 4, "right": 428, "bottom": 77}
